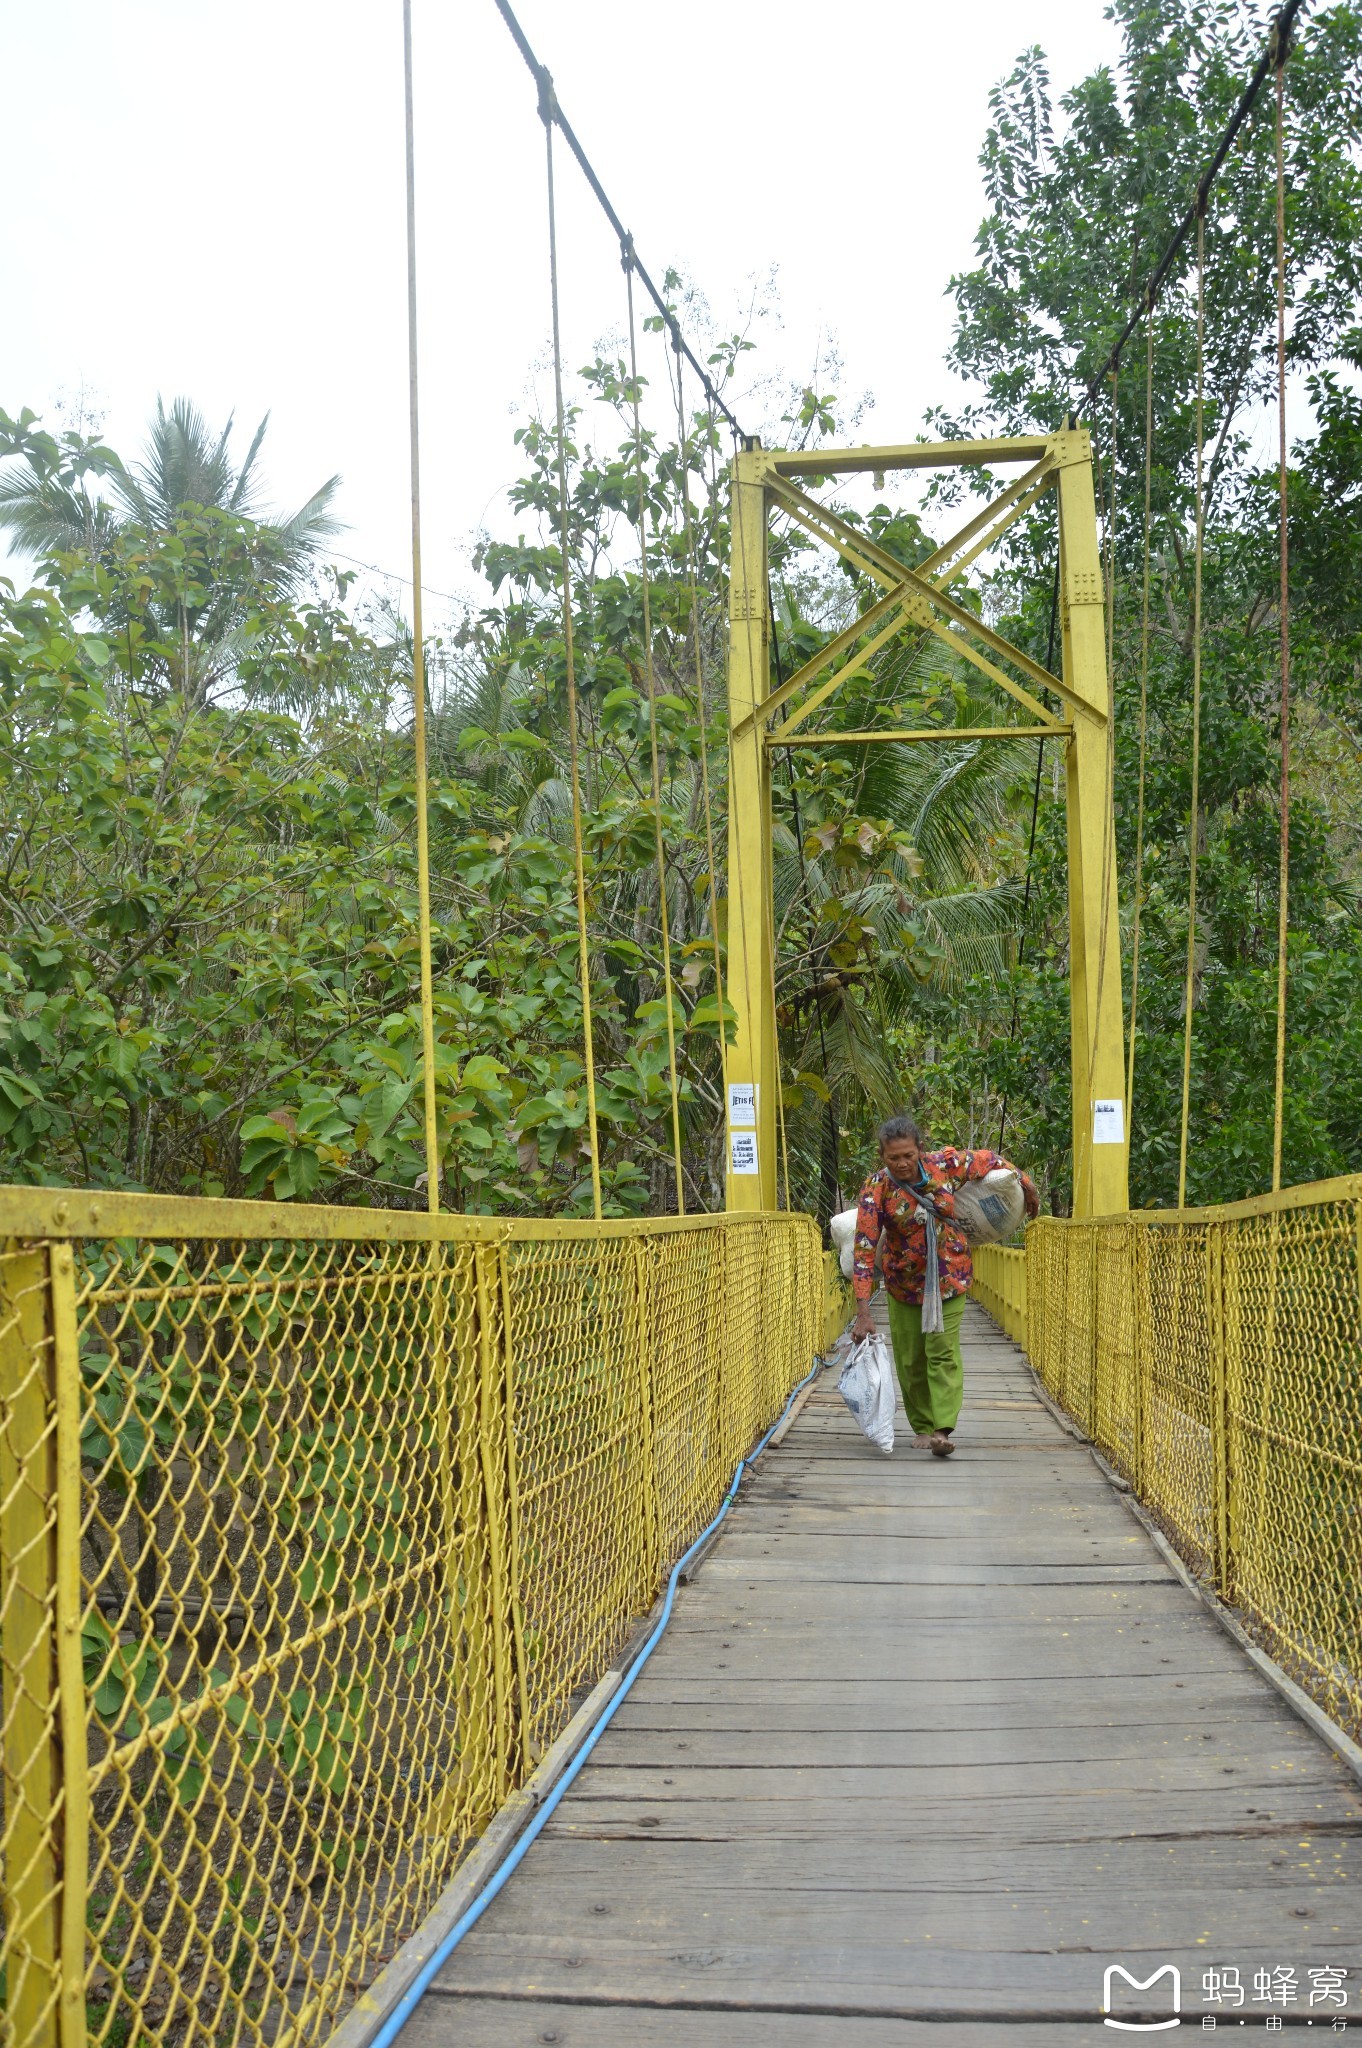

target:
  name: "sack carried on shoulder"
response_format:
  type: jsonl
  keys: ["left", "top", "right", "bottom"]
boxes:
{"left": 947, "top": 1167, "right": 1026, "bottom": 1246}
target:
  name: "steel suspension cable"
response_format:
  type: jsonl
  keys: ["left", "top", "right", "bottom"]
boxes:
{"left": 769, "top": 587, "right": 833, "bottom": 1207}
{"left": 783, "top": 751, "right": 840, "bottom": 1209}
{"left": 401, "top": 0, "right": 441, "bottom": 1216}
{"left": 1271, "top": 42, "right": 1293, "bottom": 1191}
{"left": 1126, "top": 311, "right": 1155, "bottom": 1124}
{"left": 492, "top": 0, "right": 746, "bottom": 441}
{"left": 1074, "top": 0, "right": 1307, "bottom": 419}
{"left": 1177, "top": 213, "right": 1208, "bottom": 1211}
{"left": 764, "top": 596, "right": 793, "bottom": 1211}
{"left": 623, "top": 255, "right": 686, "bottom": 1212}
{"left": 541, "top": 91, "right": 603, "bottom": 1219}
{"left": 1104, "top": 373, "right": 1119, "bottom": 684}
{"left": 770, "top": 909, "right": 793, "bottom": 1210}
{"left": 669, "top": 346, "right": 730, "bottom": 1122}
{"left": 995, "top": 563, "right": 1060, "bottom": 1156}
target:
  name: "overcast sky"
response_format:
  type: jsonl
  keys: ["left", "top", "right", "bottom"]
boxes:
{"left": 3, "top": 0, "right": 1125, "bottom": 625}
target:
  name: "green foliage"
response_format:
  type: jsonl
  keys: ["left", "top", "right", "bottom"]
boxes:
{"left": 7, "top": 5, "right": 1358, "bottom": 1218}
{"left": 0, "top": 430, "right": 718, "bottom": 1211}
{"left": 909, "top": 0, "right": 1362, "bottom": 1209}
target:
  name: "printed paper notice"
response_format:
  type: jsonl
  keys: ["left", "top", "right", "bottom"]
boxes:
{"left": 1092, "top": 1098, "right": 1125, "bottom": 1145}
{"left": 729, "top": 1130, "right": 759, "bottom": 1176}
{"left": 727, "top": 1081, "right": 757, "bottom": 1128}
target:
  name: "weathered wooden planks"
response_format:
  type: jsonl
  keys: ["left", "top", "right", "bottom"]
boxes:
{"left": 407, "top": 1303, "right": 1362, "bottom": 2044}
{"left": 427, "top": 1932, "right": 1358, "bottom": 2014}
{"left": 402, "top": 2001, "right": 1138, "bottom": 2047}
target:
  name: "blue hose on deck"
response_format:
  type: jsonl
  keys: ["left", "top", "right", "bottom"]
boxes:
{"left": 366, "top": 1352, "right": 825, "bottom": 2048}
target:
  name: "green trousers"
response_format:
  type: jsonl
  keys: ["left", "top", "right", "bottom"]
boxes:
{"left": 885, "top": 1291, "right": 966, "bottom": 1437}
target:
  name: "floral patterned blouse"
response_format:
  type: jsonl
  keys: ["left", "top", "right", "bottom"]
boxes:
{"left": 852, "top": 1148, "right": 1039, "bottom": 1307}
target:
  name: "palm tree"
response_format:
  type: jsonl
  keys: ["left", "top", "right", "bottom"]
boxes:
{"left": 0, "top": 396, "right": 340, "bottom": 579}
{"left": 0, "top": 407, "right": 123, "bottom": 557}
{"left": 116, "top": 399, "right": 341, "bottom": 577}
{"left": 1, "top": 399, "right": 344, "bottom": 708}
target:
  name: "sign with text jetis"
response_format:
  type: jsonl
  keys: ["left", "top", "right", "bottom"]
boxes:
{"left": 727, "top": 1081, "right": 758, "bottom": 1128}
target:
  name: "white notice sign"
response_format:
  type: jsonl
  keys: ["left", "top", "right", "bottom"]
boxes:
{"left": 1092, "top": 1098, "right": 1126, "bottom": 1146}
{"left": 727, "top": 1081, "right": 758, "bottom": 1128}
{"left": 730, "top": 1130, "right": 760, "bottom": 1176}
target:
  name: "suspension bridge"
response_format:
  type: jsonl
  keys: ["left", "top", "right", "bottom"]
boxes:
{"left": 2, "top": 2, "right": 1360, "bottom": 2046}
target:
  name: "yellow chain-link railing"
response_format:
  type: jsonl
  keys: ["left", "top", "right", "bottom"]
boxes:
{"left": 0, "top": 1187, "right": 826, "bottom": 2048}
{"left": 974, "top": 1174, "right": 1362, "bottom": 1745}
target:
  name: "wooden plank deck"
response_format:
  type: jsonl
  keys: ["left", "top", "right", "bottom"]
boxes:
{"left": 405, "top": 1304, "right": 1362, "bottom": 2046}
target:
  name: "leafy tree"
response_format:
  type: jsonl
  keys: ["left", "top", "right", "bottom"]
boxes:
{"left": 915, "top": 0, "right": 1362, "bottom": 1207}
{"left": 1, "top": 341, "right": 1035, "bottom": 1216}
{"left": 0, "top": 486, "right": 677, "bottom": 1209}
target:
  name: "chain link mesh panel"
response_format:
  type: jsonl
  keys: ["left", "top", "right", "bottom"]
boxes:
{"left": 0, "top": 1200, "right": 824, "bottom": 2048}
{"left": 0, "top": 1246, "right": 64, "bottom": 2048}
{"left": 978, "top": 1185, "right": 1362, "bottom": 1749}
{"left": 1142, "top": 1220, "right": 1217, "bottom": 1575}
{"left": 1091, "top": 1222, "right": 1139, "bottom": 1486}
{"left": 970, "top": 1243, "right": 1026, "bottom": 1344}
{"left": 1221, "top": 1200, "right": 1362, "bottom": 1735}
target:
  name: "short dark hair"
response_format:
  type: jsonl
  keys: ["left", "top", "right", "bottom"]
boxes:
{"left": 877, "top": 1113, "right": 924, "bottom": 1150}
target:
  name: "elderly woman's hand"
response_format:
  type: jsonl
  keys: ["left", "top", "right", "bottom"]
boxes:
{"left": 852, "top": 1307, "right": 877, "bottom": 1341}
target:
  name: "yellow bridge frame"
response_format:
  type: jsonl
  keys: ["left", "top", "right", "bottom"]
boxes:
{"left": 723, "top": 429, "right": 1130, "bottom": 1220}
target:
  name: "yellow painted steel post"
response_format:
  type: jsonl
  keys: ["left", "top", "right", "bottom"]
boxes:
{"left": 402, "top": 0, "right": 442, "bottom": 1216}
{"left": 725, "top": 446, "right": 778, "bottom": 1211}
{"left": 0, "top": 1247, "right": 60, "bottom": 2048}
{"left": 51, "top": 1245, "right": 87, "bottom": 2048}
{"left": 1054, "top": 428, "right": 1129, "bottom": 1219}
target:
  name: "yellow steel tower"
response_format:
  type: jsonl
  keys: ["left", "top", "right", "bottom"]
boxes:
{"left": 723, "top": 429, "right": 1128, "bottom": 1221}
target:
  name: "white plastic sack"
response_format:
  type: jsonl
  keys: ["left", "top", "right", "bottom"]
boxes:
{"left": 837, "top": 1332, "right": 896, "bottom": 1454}
{"left": 949, "top": 1167, "right": 1027, "bottom": 1246}
{"left": 829, "top": 1206, "right": 859, "bottom": 1280}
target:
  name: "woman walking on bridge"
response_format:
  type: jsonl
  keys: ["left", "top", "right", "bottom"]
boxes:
{"left": 850, "top": 1116, "right": 1039, "bottom": 1457}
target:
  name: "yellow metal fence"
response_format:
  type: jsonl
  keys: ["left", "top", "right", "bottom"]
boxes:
{"left": 974, "top": 1175, "right": 1362, "bottom": 1745}
{"left": 0, "top": 1189, "right": 827, "bottom": 2048}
